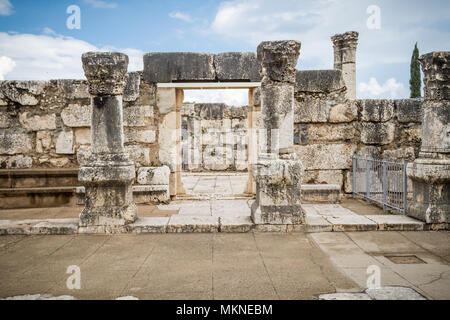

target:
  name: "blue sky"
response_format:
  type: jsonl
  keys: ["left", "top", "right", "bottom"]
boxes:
{"left": 0, "top": 0, "right": 449, "bottom": 104}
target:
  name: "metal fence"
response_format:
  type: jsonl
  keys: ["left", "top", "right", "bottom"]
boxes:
{"left": 352, "top": 156, "right": 408, "bottom": 214}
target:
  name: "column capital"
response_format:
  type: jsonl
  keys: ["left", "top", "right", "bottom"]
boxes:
{"left": 82, "top": 52, "right": 129, "bottom": 96}
{"left": 419, "top": 51, "right": 450, "bottom": 101}
{"left": 331, "top": 31, "right": 359, "bottom": 49}
{"left": 257, "top": 40, "right": 301, "bottom": 84}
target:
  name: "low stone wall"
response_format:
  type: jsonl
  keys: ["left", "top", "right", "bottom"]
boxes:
{"left": 293, "top": 69, "right": 423, "bottom": 193}
{"left": 181, "top": 103, "right": 248, "bottom": 171}
{"left": 0, "top": 74, "right": 159, "bottom": 170}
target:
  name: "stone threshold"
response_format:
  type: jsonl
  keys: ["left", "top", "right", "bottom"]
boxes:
{"left": 0, "top": 215, "right": 445, "bottom": 235}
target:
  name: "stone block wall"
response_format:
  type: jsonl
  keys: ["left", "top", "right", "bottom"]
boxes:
{"left": 292, "top": 69, "right": 423, "bottom": 193}
{"left": 181, "top": 103, "right": 248, "bottom": 171}
{"left": 0, "top": 74, "right": 160, "bottom": 170}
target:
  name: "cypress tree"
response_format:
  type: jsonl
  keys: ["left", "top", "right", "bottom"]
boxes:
{"left": 409, "top": 43, "right": 421, "bottom": 98}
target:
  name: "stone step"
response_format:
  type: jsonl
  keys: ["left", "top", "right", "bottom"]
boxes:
{"left": 75, "top": 185, "right": 170, "bottom": 204}
{"left": 0, "top": 169, "right": 79, "bottom": 188}
{"left": 301, "top": 184, "right": 342, "bottom": 204}
{"left": 0, "top": 212, "right": 440, "bottom": 235}
{"left": 0, "top": 186, "right": 77, "bottom": 209}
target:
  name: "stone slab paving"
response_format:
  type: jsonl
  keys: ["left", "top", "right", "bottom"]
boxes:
{"left": 310, "top": 231, "right": 450, "bottom": 300}
{"left": 0, "top": 231, "right": 448, "bottom": 300}
{"left": 0, "top": 233, "right": 360, "bottom": 300}
{"left": 181, "top": 172, "right": 249, "bottom": 198}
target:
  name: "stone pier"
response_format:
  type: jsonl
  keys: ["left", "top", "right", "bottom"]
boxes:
{"left": 78, "top": 52, "right": 138, "bottom": 232}
{"left": 407, "top": 51, "right": 450, "bottom": 225}
{"left": 331, "top": 31, "right": 358, "bottom": 100}
{"left": 251, "top": 40, "right": 305, "bottom": 225}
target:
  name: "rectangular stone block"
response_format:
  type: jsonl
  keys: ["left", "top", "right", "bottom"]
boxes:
{"left": 61, "top": 104, "right": 92, "bottom": 127}
{"left": 214, "top": 52, "right": 260, "bottom": 81}
{"left": 167, "top": 215, "right": 219, "bottom": 233}
{"left": 361, "top": 122, "right": 395, "bottom": 145}
{"left": 359, "top": 99, "right": 394, "bottom": 122}
{"left": 143, "top": 52, "right": 216, "bottom": 83}
{"left": 219, "top": 216, "right": 254, "bottom": 232}
{"left": 128, "top": 217, "right": 169, "bottom": 233}
{"left": 295, "top": 143, "right": 355, "bottom": 170}
{"left": 0, "top": 130, "right": 33, "bottom": 155}
{"left": 294, "top": 96, "right": 328, "bottom": 123}
{"left": 395, "top": 99, "right": 423, "bottom": 123}
{"left": 55, "top": 130, "right": 74, "bottom": 154}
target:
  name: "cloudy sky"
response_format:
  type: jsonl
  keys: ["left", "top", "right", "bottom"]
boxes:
{"left": 0, "top": 0, "right": 449, "bottom": 104}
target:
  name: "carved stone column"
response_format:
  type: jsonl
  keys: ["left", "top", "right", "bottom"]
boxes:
{"left": 407, "top": 51, "right": 450, "bottom": 225}
{"left": 251, "top": 41, "right": 305, "bottom": 225}
{"left": 79, "top": 52, "right": 137, "bottom": 231}
{"left": 331, "top": 31, "right": 358, "bottom": 100}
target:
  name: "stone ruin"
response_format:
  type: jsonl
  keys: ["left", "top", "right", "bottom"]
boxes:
{"left": 0, "top": 30, "right": 448, "bottom": 231}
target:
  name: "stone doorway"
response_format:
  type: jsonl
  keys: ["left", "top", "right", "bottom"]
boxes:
{"left": 158, "top": 83, "right": 260, "bottom": 200}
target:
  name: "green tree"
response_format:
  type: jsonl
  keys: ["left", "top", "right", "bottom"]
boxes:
{"left": 409, "top": 43, "right": 421, "bottom": 98}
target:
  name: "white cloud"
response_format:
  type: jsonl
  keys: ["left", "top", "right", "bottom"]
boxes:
{"left": 0, "top": 0, "right": 13, "bottom": 16}
{"left": 184, "top": 89, "right": 248, "bottom": 106}
{"left": 84, "top": 0, "right": 117, "bottom": 9}
{"left": 169, "top": 11, "right": 194, "bottom": 23}
{"left": 0, "top": 56, "right": 16, "bottom": 80}
{"left": 358, "top": 77, "right": 405, "bottom": 98}
{"left": 0, "top": 31, "right": 143, "bottom": 80}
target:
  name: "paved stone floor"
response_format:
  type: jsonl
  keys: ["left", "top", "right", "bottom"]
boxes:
{"left": 0, "top": 231, "right": 449, "bottom": 300}
{"left": 181, "top": 172, "right": 249, "bottom": 198}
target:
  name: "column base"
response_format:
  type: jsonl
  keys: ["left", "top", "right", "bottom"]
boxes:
{"left": 407, "top": 159, "right": 450, "bottom": 224}
{"left": 251, "top": 157, "right": 305, "bottom": 225}
{"left": 78, "top": 158, "right": 138, "bottom": 227}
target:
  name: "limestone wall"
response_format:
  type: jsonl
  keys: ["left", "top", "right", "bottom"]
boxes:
{"left": 181, "top": 103, "right": 248, "bottom": 171}
{"left": 0, "top": 75, "right": 159, "bottom": 170}
{"left": 293, "top": 69, "right": 423, "bottom": 193}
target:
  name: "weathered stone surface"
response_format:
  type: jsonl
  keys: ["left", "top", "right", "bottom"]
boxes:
{"left": 143, "top": 52, "right": 216, "bottom": 83}
{"left": 419, "top": 51, "right": 450, "bottom": 100}
{"left": 395, "top": 99, "right": 423, "bottom": 123}
{"left": 0, "top": 155, "right": 33, "bottom": 168}
{"left": 295, "top": 144, "right": 355, "bottom": 170}
{"left": 303, "top": 170, "right": 344, "bottom": 186}
{"left": 420, "top": 101, "right": 450, "bottom": 152}
{"left": 74, "top": 128, "right": 91, "bottom": 145}
{"left": 123, "top": 105, "right": 153, "bottom": 127}
{"left": 55, "top": 80, "right": 89, "bottom": 99}
{"left": 123, "top": 72, "right": 141, "bottom": 102}
{"left": 82, "top": 52, "right": 129, "bottom": 96}
{"left": 19, "top": 112, "right": 56, "bottom": 131}
{"left": 0, "top": 81, "right": 48, "bottom": 105}
{"left": 36, "top": 131, "right": 52, "bottom": 153}
{"left": 156, "top": 88, "right": 176, "bottom": 115}
{"left": 331, "top": 31, "right": 358, "bottom": 99}
{"left": 252, "top": 158, "right": 304, "bottom": 224}
{"left": 79, "top": 51, "right": 137, "bottom": 228}
{"left": 219, "top": 216, "right": 254, "bottom": 232}
{"left": 214, "top": 52, "right": 260, "bottom": 81}
{"left": 383, "top": 147, "right": 415, "bottom": 161}
{"left": 61, "top": 104, "right": 92, "bottom": 127}
{"left": 294, "top": 96, "right": 328, "bottom": 123}
{"left": 0, "top": 130, "right": 33, "bottom": 155}
{"left": 361, "top": 122, "right": 395, "bottom": 145}
{"left": 257, "top": 40, "right": 301, "bottom": 83}
{"left": 137, "top": 166, "right": 170, "bottom": 185}
{"left": 49, "top": 157, "right": 69, "bottom": 167}
{"left": 365, "top": 215, "right": 424, "bottom": 231}
{"left": 329, "top": 101, "right": 358, "bottom": 123}
{"left": 55, "top": 130, "right": 74, "bottom": 154}
{"left": 295, "top": 70, "right": 345, "bottom": 93}
{"left": 158, "top": 111, "right": 176, "bottom": 170}
{"left": 360, "top": 99, "right": 394, "bottom": 122}
{"left": 128, "top": 217, "right": 168, "bottom": 233}
{"left": 296, "top": 123, "right": 355, "bottom": 143}
{"left": 166, "top": 216, "right": 219, "bottom": 233}
{"left": 125, "top": 128, "right": 155, "bottom": 143}
{"left": 0, "top": 113, "right": 10, "bottom": 128}
{"left": 126, "top": 145, "right": 150, "bottom": 166}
